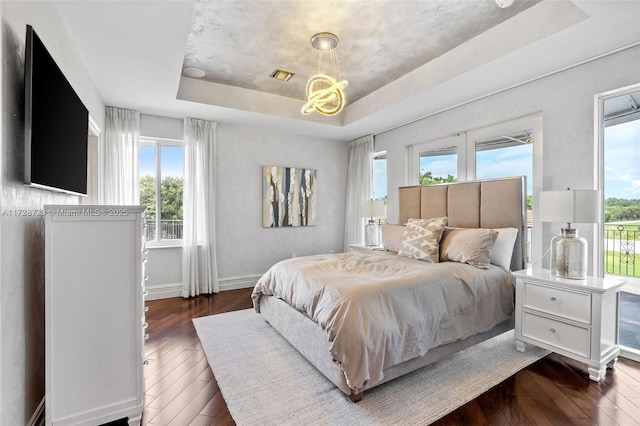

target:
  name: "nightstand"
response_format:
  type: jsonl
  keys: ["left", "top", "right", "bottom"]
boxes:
{"left": 512, "top": 269, "right": 624, "bottom": 382}
{"left": 349, "top": 244, "right": 384, "bottom": 253}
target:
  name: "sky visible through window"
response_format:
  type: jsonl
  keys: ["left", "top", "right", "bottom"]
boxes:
{"left": 416, "top": 145, "right": 534, "bottom": 197}
{"left": 476, "top": 144, "right": 532, "bottom": 196}
{"left": 604, "top": 119, "right": 640, "bottom": 199}
{"left": 373, "top": 157, "right": 387, "bottom": 200}
{"left": 139, "top": 143, "right": 184, "bottom": 179}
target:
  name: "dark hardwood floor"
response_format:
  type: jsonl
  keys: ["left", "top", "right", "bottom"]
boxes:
{"left": 142, "top": 288, "right": 640, "bottom": 425}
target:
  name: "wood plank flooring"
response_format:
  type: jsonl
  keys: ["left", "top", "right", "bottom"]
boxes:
{"left": 142, "top": 288, "right": 640, "bottom": 425}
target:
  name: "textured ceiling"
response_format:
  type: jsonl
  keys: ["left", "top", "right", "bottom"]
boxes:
{"left": 182, "top": 0, "right": 541, "bottom": 104}
{"left": 53, "top": 0, "right": 640, "bottom": 139}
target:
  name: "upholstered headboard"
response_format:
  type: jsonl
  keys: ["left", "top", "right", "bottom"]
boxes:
{"left": 398, "top": 176, "right": 527, "bottom": 271}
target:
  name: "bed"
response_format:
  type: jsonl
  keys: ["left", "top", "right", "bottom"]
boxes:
{"left": 252, "top": 176, "right": 527, "bottom": 402}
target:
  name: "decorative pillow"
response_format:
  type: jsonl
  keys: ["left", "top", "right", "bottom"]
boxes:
{"left": 491, "top": 227, "right": 519, "bottom": 271}
{"left": 380, "top": 224, "right": 405, "bottom": 253}
{"left": 397, "top": 217, "right": 447, "bottom": 262}
{"left": 439, "top": 228, "right": 498, "bottom": 269}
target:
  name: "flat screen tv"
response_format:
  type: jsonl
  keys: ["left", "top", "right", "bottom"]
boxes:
{"left": 24, "top": 25, "right": 89, "bottom": 196}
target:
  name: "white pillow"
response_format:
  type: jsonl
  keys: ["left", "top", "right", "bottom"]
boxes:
{"left": 380, "top": 224, "right": 405, "bottom": 253}
{"left": 491, "top": 228, "right": 519, "bottom": 271}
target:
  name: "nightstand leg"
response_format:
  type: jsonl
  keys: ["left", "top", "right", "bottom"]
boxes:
{"left": 515, "top": 339, "right": 526, "bottom": 353}
{"left": 588, "top": 365, "right": 606, "bottom": 382}
{"left": 607, "top": 357, "right": 618, "bottom": 369}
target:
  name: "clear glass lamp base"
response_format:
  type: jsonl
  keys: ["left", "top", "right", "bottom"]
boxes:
{"left": 364, "top": 221, "right": 380, "bottom": 246}
{"left": 550, "top": 228, "right": 588, "bottom": 279}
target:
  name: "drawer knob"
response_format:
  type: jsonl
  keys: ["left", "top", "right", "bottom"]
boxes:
{"left": 143, "top": 359, "right": 149, "bottom": 366}
{"left": 549, "top": 328, "right": 556, "bottom": 333}
{"left": 550, "top": 297, "right": 557, "bottom": 302}
{"left": 145, "top": 333, "right": 149, "bottom": 340}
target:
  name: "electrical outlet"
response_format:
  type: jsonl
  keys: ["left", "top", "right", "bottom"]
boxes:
{"left": 291, "top": 252, "right": 297, "bottom": 258}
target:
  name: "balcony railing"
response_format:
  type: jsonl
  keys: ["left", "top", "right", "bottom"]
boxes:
{"left": 605, "top": 224, "right": 640, "bottom": 277}
{"left": 144, "top": 219, "right": 183, "bottom": 241}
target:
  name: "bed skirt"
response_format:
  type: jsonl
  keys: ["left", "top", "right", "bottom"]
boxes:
{"left": 258, "top": 295, "right": 515, "bottom": 400}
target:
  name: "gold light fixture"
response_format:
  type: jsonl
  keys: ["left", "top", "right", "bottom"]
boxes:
{"left": 301, "top": 32, "right": 348, "bottom": 116}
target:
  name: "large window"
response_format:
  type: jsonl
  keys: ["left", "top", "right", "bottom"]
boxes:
{"left": 139, "top": 137, "right": 184, "bottom": 245}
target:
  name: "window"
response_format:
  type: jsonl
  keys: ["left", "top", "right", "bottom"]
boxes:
{"left": 475, "top": 129, "right": 533, "bottom": 209}
{"left": 372, "top": 151, "right": 387, "bottom": 202}
{"left": 419, "top": 148, "right": 457, "bottom": 185}
{"left": 139, "top": 137, "right": 184, "bottom": 245}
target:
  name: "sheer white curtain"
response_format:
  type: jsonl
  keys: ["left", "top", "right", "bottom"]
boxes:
{"left": 182, "top": 118, "right": 219, "bottom": 297}
{"left": 102, "top": 107, "right": 140, "bottom": 205}
{"left": 343, "top": 135, "right": 374, "bottom": 251}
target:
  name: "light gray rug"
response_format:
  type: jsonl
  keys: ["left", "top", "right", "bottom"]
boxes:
{"left": 193, "top": 309, "right": 549, "bottom": 425}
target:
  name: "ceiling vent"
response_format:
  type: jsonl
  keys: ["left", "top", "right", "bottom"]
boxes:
{"left": 270, "top": 69, "right": 295, "bottom": 82}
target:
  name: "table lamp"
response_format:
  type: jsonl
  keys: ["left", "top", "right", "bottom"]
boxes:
{"left": 360, "top": 199, "right": 386, "bottom": 246}
{"left": 538, "top": 188, "right": 600, "bottom": 279}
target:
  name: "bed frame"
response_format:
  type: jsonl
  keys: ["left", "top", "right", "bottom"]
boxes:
{"left": 259, "top": 176, "right": 527, "bottom": 401}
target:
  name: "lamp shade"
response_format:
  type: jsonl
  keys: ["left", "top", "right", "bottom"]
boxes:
{"left": 360, "top": 199, "right": 386, "bottom": 218}
{"left": 538, "top": 190, "right": 600, "bottom": 224}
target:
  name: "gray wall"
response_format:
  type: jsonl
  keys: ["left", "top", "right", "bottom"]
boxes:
{"left": 216, "top": 124, "right": 349, "bottom": 277}
{"left": 142, "top": 116, "right": 349, "bottom": 297}
{"left": 0, "top": 2, "right": 105, "bottom": 424}
{"left": 376, "top": 45, "right": 640, "bottom": 275}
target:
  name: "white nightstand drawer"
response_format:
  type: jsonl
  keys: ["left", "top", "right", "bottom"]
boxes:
{"left": 523, "top": 282, "right": 591, "bottom": 324}
{"left": 522, "top": 312, "right": 591, "bottom": 358}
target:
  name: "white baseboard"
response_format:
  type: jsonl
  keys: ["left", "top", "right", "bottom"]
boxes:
{"left": 620, "top": 346, "right": 640, "bottom": 363}
{"left": 145, "top": 283, "right": 183, "bottom": 300}
{"left": 145, "top": 274, "right": 261, "bottom": 300}
{"left": 27, "top": 397, "right": 45, "bottom": 426}
{"left": 219, "top": 274, "right": 262, "bottom": 291}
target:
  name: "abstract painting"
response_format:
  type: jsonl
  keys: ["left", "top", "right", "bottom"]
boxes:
{"left": 263, "top": 165, "right": 317, "bottom": 227}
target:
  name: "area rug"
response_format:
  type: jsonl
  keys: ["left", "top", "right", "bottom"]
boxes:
{"left": 193, "top": 309, "right": 549, "bottom": 425}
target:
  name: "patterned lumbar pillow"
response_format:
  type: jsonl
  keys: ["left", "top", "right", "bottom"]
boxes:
{"left": 398, "top": 217, "right": 448, "bottom": 262}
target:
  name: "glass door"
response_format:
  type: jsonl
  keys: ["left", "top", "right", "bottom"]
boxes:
{"left": 602, "top": 89, "right": 640, "bottom": 358}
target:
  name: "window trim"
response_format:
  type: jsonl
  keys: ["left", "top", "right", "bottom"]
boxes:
{"left": 596, "top": 83, "right": 640, "bottom": 279}
{"left": 139, "top": 136, "right": 184, "bottom": 248}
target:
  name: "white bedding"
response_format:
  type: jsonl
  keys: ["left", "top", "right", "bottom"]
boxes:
{"left": 252, "top": 251, "right": 514, "bottom": 393}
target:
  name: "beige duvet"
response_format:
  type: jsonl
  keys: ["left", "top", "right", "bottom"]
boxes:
{"left": 252, "top": 251, "right": 514, "bottom": 393}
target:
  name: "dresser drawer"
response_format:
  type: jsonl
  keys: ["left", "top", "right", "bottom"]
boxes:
{"left": 523, "top": 282, "right": 591, "bottom": 324}
{"left": 522, "top": 312, "right": 591, "bottom": 358}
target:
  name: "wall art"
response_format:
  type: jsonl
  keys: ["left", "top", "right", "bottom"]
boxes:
{"left": 262, "top": 165, "right": 317, "bottom": 227}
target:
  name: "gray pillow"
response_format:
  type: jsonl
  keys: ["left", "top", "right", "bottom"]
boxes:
{"left": 440, "top": 228, "right": 498, "bottom": 269}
